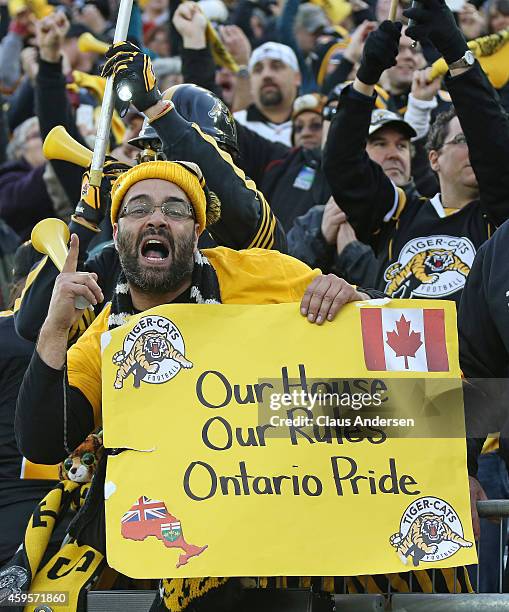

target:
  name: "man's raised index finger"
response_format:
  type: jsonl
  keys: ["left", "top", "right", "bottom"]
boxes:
{"left": 62, "top": 233, "right": 79, "bottom": 273}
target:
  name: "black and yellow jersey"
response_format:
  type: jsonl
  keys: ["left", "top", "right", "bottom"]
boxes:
{"left": 323, "top": 63, "right": 509, "bottom": 304}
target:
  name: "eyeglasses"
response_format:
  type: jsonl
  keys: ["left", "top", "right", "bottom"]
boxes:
{"left": 442, "top": 133, "right": 467, "bottom": 147}
{"left": 120, "top": 199, "right": 194, "bottom": 220}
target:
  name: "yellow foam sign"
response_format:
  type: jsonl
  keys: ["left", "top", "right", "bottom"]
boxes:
{"left": 102, "top": 301, "right": 476, "bottom": 578}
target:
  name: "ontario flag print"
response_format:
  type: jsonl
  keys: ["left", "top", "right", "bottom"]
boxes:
{"left": 360, "top": 308, "right": 449, "bottom": 372}
{"left": 120, "top": 494, "right": 208, "bottom": 567}
{"left": 121, "top": 495, "right": 170, "bottom": 540}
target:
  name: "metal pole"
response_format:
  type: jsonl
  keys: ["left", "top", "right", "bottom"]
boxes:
{"left": 89, "top": 0, "right": 134, "bottom": 187}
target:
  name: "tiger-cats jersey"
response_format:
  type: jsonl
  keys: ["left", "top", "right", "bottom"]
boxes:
{"left": 323, "top": 62, "right": 509, "bottom": 304}
{"left": 66, "top": 248, "right": 320, "bottom": 427}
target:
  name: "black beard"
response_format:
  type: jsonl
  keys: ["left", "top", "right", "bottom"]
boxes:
{"left": 260, "top": 88, "right": 283, "bottom": 107}
{"left": 117, "top": 227, "right": 195, "bottom": 294}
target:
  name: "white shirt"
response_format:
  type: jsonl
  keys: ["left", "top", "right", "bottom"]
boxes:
{"left": 234, "top": 108, "right": 293, "bottom": 147}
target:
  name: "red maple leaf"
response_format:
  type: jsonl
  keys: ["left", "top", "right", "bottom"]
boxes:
{"left": 385, "top": 315, "right": 423, "bottom": 369}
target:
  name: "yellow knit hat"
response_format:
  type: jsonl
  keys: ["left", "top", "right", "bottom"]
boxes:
{"left": 110, "top": 161, "right": 208, "bottom": 233}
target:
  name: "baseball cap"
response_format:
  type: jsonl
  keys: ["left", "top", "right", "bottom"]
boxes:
{"left": 248, "top": 42, "right": 299, "bottom": 73}
{"left": 369, "top": 109, "right": 416, "bottom": 139}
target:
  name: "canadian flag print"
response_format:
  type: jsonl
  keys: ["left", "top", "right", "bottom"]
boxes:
{"left": 360, "top": 308, "right": 449, "bottom": 372}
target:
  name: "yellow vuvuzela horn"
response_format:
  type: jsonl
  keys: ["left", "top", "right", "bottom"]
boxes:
{"left": 43, "top": 125, "right": 93, "bottom": 168}
{"left": 78, "top": 32, "right": 109, "bottom": 56}
{"left": 31, "top": 218, "right": 90, "bottom": 310}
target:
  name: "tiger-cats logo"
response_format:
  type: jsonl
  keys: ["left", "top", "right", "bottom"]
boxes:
{"left": 112, "top": 316, "right": 193, "bottom": 389}
{"left": 384, "top": 236, "right": 476, "bottom": 298}
{"left": 389, "top": 497, "right": 473, "bottom": 567}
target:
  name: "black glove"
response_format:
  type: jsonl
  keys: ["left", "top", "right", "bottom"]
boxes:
{"left": 101, "top": 41, "right": 161, "bottom": 112}
{"left": 356, "top": 21, "right": 402, "bottom": 86}
{"left": 74, "top": 158, "right": 131, "bottom": 229}
{"left": 403, "top": 0, "right": 468, "bottom": 65}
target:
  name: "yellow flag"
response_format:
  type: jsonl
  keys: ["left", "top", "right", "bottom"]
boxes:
{"left": 205, "top": 21, "right": 240, "bottom": 73}
{"left": 102, "top": 301, "right": 476, "bottom": 578}
{"left": 428, "top": 28, "right": 509, "bottom": 89}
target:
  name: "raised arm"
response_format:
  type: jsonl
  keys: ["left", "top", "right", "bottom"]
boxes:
{"left": 404, "top": 0, "right": 509, "bottom": 225}
{"left": 101, "top": 41, "right": 286, "bottom": 251}
{"left": 173, "top": 2, "right": 220, "bottom": 95}
{"left": 35, "top": 12, "right": 85, "bottom": 206}
{"left": 322, "top": 21, "right": 404, "bottom": 245}
{"left": 151, "top": 103, "right": 285, "bottom": 250}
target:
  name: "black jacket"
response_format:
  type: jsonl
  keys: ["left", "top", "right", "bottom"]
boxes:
{"left": 458, "top": 219, "right": 509, "bottom": 475}
{"left": 35, "top": 58, "right": 85, "bottom": 208}
{"left": 459, "top": 220, "right": 509, "bottom": 380}
{"left": 287, "top": 204, "right": 378, "bottom": 287}
{"left": 323, "top": 63, "right": 509, "bottom": 304}
{"left": 237, "top": 124, "right": 331, "bottom": 232}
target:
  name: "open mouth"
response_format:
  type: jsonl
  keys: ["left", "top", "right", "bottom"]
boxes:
{"left": 140, "top": 237, "right": 171, "bottom": 263}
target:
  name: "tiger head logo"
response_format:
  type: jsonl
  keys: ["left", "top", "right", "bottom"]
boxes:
{"left": 390, "top": 498, "right": 473, "bottom": 567}
{"left": 112, "top": 317, "right": 192, "bottom": 390}
{"left": 384, "top": 236, "right": 475, "bottom": 298}
{"left": 423, "top": 249, "right": 455, "bottom": 273}
{"left": 144, "top": 332, "right": 167, "bottom": 361}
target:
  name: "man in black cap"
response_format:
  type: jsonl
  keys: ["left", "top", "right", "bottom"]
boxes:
{"left": 288, "top": 107, "right": 415, "bottom": 288}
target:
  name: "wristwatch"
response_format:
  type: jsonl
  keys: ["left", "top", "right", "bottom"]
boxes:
{"left": 448, "top": 50, "right": 475, "bottom": 71}
{"left": 236, "top": 65, "right": 250, "bottom": 79}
